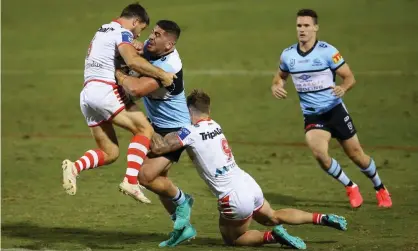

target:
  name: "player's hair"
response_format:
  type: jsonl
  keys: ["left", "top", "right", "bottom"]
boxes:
{"left": 187, "top": 89, "right": 210, "bottom": 114}
{"left": 156, "top": 20, "right": 181, "bottom": 40}
{"left": 120, "top": 2, "right": 150, "bottom": 25}
{"left": 297, "top": 9, "right": 318, "bottom": 24}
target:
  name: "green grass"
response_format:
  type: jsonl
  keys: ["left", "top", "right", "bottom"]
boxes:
{"left": 2, "top": 0, "right": 418, "bottom": 250}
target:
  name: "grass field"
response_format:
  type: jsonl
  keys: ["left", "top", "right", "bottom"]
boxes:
{"left": 2, "top": 0, "right": 418, "bottom": 250}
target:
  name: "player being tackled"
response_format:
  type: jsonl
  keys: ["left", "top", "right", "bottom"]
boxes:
{"left": 149, "top": 89, "right": 348, "bottom": 249}
{"left": 62, "top": 3, "right": 177, "bottom": 203}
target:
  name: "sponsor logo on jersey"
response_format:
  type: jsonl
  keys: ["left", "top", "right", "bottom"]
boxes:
{"left": 121, "top": 31, "right": 134, "bottom": 43}
{"left": 298, "top": 59, "right": 310, "bottom": 64}
{"left": 214, "top": 162, "right": 236, "bottom": 178}
{"left": 305, "top": 123, "right": 324, "bottom": 130}
{"left": 332, "top": 52, "right": 343, "bottom": 64}
{"left": 98, "top": 27, "right": 115, "bottom": 33}
{"left": 177, "top": 127, "right": 191, "bottom": 140}
{"left": 319, "top": 43, "right": 328, "bottom": 48}
{"left": 85, "top": 61, "right": 104, "bottom": 69}
{"left": 200, "top": 128, "right": 222, "bottom": 140}
{"left": 298, "top": 74, "right": 312, "bottom": 81}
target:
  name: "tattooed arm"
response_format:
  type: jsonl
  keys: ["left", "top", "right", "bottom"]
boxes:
{"left": 150, "top": 132, "right": 184, "bottom": 155}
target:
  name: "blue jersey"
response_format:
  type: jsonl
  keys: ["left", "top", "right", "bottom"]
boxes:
{"left": 142, "top": 45, "right": 191, "bottom": 128}
{"left": 279, "top": 40, "right": 345, "bottom": 115}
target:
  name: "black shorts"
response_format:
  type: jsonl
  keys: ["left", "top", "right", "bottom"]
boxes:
{"left": 303, "top": 103, "right": 357, "bottom": 141}
{"left": 151, "top": 125, "right": 185, "bottom": 162}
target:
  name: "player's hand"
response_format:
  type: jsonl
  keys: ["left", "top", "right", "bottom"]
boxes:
{"left": 115, "top": 69, "right": 128, "bottom": 85}
{"left": 331, "top": 86, "right": 346, "bottom": 97}
{"left": 271, "top": 84, "right": 287, "bottom": 99}
{"left": 160, "top": 72, "right": 177, "bottom": 87}
{"left": 132, "top": 40, "right": 144, "bottom": 55}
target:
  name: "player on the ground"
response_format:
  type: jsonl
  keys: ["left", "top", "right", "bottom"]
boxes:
{"left": 271, "top": 9, "right": 392, "bottom": 208}
{"left": 62, "top": 3, "right": 177, "bottom": 203}
{"left": 115, "top": 20, "right": 195, "bottom": 242}
{"left": 149, "top": 89, "right": 348, "bottom": 249}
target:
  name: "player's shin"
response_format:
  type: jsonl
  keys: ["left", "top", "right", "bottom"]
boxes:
{"left": 126, "top": 135, "right": 150, "bottom": 184}
{"left": 273, "top": 208, "right": 314, "bottom": 225}
{"left": 325, "top": 158, "right": 354, "bottom": 187}
{"left": 358, "top": 158, "right": 384, "bottom": 190}
{"left": 74, "top": 149, "right": 106, "bottom": 173}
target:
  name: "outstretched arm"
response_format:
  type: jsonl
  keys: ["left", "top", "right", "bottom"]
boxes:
{"left": 150, "top": 132, "right": 184, "bottom": 155}
{"left": 118, "top": 43, "right": 176, "bottom": 87}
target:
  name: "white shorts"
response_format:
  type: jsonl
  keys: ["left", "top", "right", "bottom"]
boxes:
{"left": 217, "top": 172, "right": 264, "bottom": 220}
{"left": 80, "top": 80, "right": 125, "bottom": 127}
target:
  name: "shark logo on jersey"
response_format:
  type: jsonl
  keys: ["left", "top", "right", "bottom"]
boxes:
{"left": 312, "top": 58, "right": 322, "bottom": 66}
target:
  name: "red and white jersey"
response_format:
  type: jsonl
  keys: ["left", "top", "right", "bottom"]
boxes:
{"left": 177, "top": 119, "right": 246, "bottom": 198}
{"left": 84, "top": 21, "right": 133, "bottom": 84}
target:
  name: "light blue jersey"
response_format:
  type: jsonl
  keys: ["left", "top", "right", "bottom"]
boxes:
{"left": 279, "top": 40, "right": 345, "bottom": 115}
{"left": 142, "top": 45, "right": 191, "bottom": 128}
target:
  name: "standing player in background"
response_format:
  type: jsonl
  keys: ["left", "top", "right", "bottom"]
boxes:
{"left": 271, "top": 9, "right": 392, "bottom": 208}
{"left": 115, "top": 20, "right": 195, "bottom": 245}
{"left": 62, "top": 3, "right": 176, "bottom": 204}
{"left": 150, "top": 89, "right": 348, "bottom": 249}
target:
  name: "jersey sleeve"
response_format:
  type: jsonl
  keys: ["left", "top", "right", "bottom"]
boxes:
{"left": 116, "top": 30, "right": 134, "bottom": 47}
{"left": 176, "top": 125, "right": 195, "bottom": 146}
{"left": 279, "top": 52, "right": 289, "bottom": 72}
{"left": 325, "top": 44, "right": 345, "bottom": 70}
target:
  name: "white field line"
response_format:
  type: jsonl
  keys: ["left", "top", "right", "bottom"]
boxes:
{"left": 1, "top": 69, "right": 417, "bottom": 76}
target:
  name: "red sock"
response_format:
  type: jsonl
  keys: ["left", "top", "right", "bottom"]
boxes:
{"left": 263, "top": 231, "right": 276, "bottom": 244}
{"left": 126, "top": 135, "right": 150, "bottom": 184}
{"left": 74, "top": 149, "right": 105, "bottom": 173}
{"left": 312, "top": 212, "right": 324, "bottom": 225}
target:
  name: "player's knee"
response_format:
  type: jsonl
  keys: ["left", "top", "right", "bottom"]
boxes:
{"left": 311, "top": 148, "right": 328, "bottom": 163}
{"left": 134, "top": 122, "right": 154, "bottom": 138}
{"left": 103, "top": 147, "right": 119, "bottom": 164}
{"left": 137, "top": 171, "right": 154, "bottom": 187}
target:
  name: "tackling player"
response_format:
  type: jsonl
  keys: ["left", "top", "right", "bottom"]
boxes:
{"left": 115, "top": 20, "right": 194, "bottom": 241}
{"left": 271, "top": 9, "right": 392, "bottom": 208}
{"left": 61, "top": 3, "right": 176, "bottom": 203}
{"left": 149, "top": 89, "right": 348, "bottom": 249}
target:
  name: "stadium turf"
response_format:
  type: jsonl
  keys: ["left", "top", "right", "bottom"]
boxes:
{"left": 2, "top": 0, "right": 418, "bottom": 250}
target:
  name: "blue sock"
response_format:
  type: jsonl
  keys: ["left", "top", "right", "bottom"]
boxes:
{"left": 359, "top": 158, "right": 383, "bottom": 190}
{"left": 172, "top": 188, "right": 186, "bottom": 205}
{"left": 326, "top": 159, "right": 353, "bottom": 187}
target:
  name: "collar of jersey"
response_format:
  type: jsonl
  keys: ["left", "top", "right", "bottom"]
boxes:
{"left": 195, "top": 117, "right": 212, "bottom": 124}
{"left": 149, "top": 50, "right": 175, "bottom": 61}
{"left": 111, "top": 19, "right": 123, "bottom": 26}
{"left": 297, "top": 40, "right": 318, "bottom": 57}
